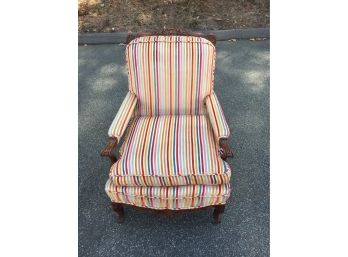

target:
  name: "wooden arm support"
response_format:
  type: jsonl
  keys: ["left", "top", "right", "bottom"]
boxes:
{"left": 219, "top": 138, "right": 234, "bottom": 160}
{"left": 100, "top": 138, "right": 118, "bottom": 166}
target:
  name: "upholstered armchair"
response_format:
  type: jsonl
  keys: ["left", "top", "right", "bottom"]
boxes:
{"left": 101, "top": 31, "right": 233, "bottom": 224}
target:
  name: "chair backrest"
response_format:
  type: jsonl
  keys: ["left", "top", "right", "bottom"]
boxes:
{"left": 126, "top": 35, "right": 216, "bottom": 116}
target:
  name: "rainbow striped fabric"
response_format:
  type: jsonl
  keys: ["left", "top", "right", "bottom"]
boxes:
{"left": 105, "top": 35, "right": 232, "bottom": 209}
{"left": 205, "top": 92, "right": 230, "bottom": 139}
{"left": 109, "top": 115, "right": 231, "bottom": 186}
{"left": 108, "top": 92, "right": 137, "bottom": 141}
{"left": 126, "top": 35, "right": 216, "bottom": 116}
{"left": 105, "top": 179, "right": 231, "bottom": 210}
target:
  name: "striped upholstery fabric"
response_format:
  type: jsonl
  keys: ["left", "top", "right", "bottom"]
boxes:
{"left": 109, "top": 115, "right": 231, "bottom": 187}
{"left": 126, "top": 36, "right": 216, "bottom": 116}
{"left": 105, "top": 179, "right": 231, "bottom": 210}
{"left": 108, "top": 91, "right": 138, "bottom": 140}
{"left": 205, "top": 91, "right": 230, "bottom": 139}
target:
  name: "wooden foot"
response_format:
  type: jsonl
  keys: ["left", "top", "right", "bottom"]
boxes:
{"left": 111, "top": 202, "right": 125, "bottom": 224}
{"left": 212, "top": 204, "right": 225, "bottom": 224}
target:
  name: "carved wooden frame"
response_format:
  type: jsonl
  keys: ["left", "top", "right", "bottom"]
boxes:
{"left": 111, "top": 202, "right": 226, "bottom": 224}
{"left": 126, "top": 28, "right": 217, "bottom": 45}
{"left": 101, "top": 29, "right": 233, "bottom": 224}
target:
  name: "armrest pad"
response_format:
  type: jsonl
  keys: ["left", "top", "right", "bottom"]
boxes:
{"left": 205, "top": 91, "right": 230, "bottom": 140}
{"left": 108, "top": 91, "right": 137, "bottom": 141}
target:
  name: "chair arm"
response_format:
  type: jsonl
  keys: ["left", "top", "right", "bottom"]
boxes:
{"left": 108, "top": 91, "right": 137, "bottom": 141}
{"left": 100, "top": 138, "right": 118, "bottom": 166}
{"left": 205, "top": 91, "right": 230, "bottom": 140}
{"left": 219, "top": 138, "right": 234, "bottom": 160}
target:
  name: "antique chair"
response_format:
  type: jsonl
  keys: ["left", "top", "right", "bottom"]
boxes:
{"left": 101, "top": 30, "right": 233, "bottom": 224}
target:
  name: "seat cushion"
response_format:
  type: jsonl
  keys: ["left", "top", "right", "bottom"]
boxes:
{"left": 109, "top": 115, "right": 231, "bottom": 187}
{"left": 105, "top": 179, "right": 231, "bottom": 210}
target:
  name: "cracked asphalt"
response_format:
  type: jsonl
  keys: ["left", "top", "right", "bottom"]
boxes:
{"left": 79, "top": 39, "right": 269, "bottom": 257}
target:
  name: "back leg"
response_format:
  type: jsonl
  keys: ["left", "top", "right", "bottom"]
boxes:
{"left": 212, "top": 204, "right": 225, "bottom": 224}
{"left": 111, "top": 202, "right": 125, "bottom": 224}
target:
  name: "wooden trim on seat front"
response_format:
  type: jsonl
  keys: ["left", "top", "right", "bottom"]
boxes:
{"left": 111, "top": 202, "right": 226, "bottom": 224}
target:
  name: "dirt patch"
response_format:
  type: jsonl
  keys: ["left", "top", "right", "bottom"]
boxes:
{"left": 78, "top": 0, "right": 269, "bottom": 33}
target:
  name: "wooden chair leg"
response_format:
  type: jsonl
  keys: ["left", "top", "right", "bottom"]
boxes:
{"left": 111, "top": 202, "right": 125, "bottom": 224}
{"left": 212, "top": 204, "right": 225, "bottom": 224}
